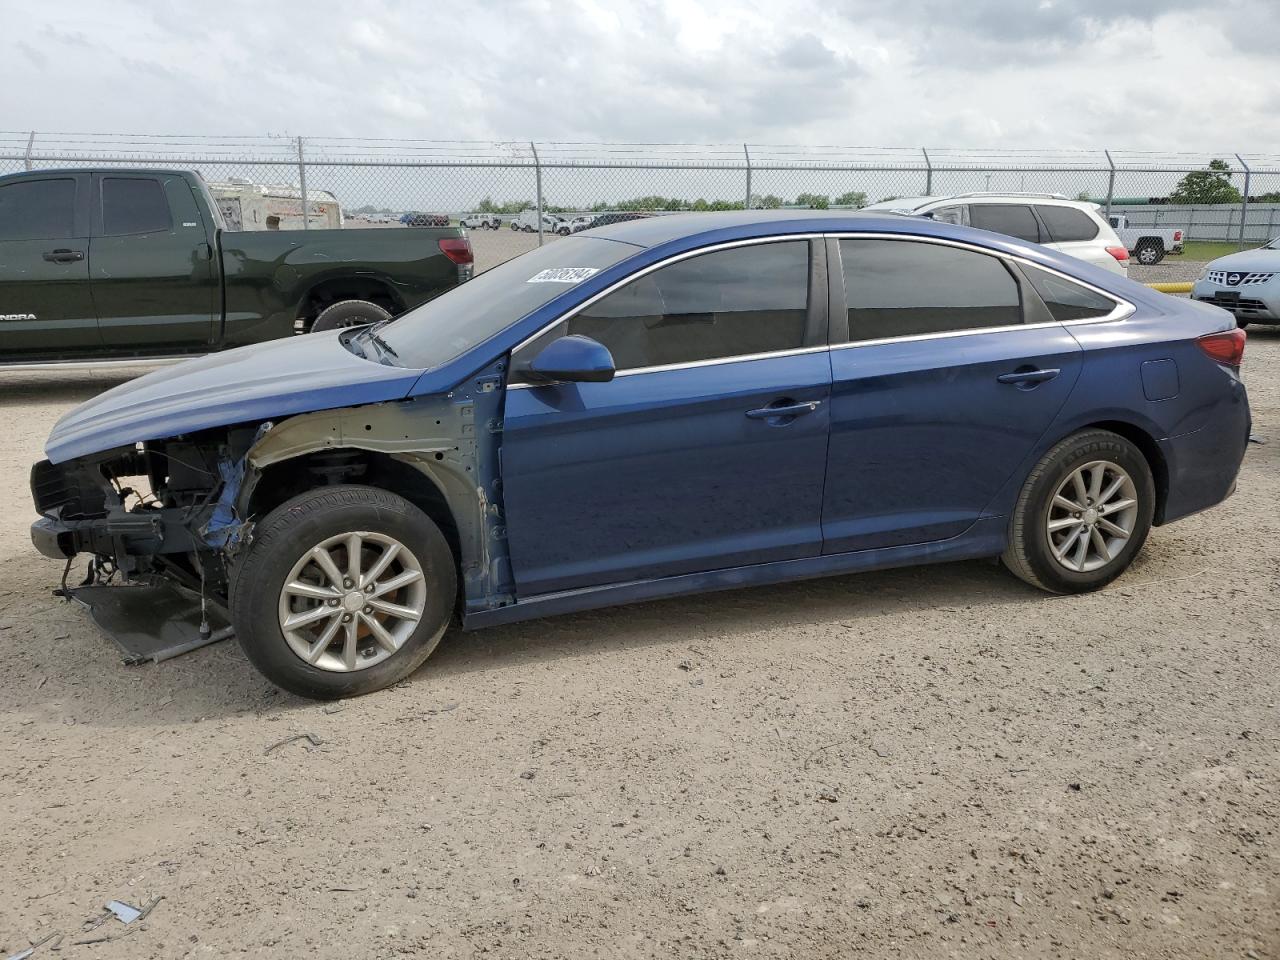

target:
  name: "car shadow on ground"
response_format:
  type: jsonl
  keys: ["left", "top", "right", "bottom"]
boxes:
{"left": 0, "top": 372, "right": 138, "bottom": 405}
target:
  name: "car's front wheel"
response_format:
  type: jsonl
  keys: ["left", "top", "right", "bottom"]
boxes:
{"left": 230, "top": 486, "right": 457, "bottom": 699}
{"left": 1002, "top": 430, "right": 1155, "bottom": 594}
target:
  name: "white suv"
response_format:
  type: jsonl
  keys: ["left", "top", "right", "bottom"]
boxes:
{"left": 861, "top": 193, "right": 1130, "bottom": 275}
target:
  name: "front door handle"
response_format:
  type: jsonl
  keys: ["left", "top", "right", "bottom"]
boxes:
{"left": 746, "top": 399, "right": 821, "bottom": 420}
{"left": 997, "top": 367, "right": 1060, "bottom": 385}
{"left": 43, "top": 249, "right": 84, "bottom": 263}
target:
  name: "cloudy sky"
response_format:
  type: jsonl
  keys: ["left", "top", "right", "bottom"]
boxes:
{"left": 1, "top": 0, "right": 1277, "bottom": 154}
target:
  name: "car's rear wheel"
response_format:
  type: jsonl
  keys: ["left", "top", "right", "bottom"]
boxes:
{"left": 1002, "top": 430, "right": 1155, "bottom": 594}
{"left": 309, "top": 299, "right": 393, "bottom": 333}
{"left": 230, "top": 485, "right": 456, "bottom": 699}
{"left": 1135, "top": 242, "right": 1164, "bottom": 265}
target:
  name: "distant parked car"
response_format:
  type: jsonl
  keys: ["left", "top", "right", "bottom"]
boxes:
{"left": 862, "top": 193, "right": 1130, "bottom": 275}
{"left": 405, "top": 212, "right": 449, "bottom": 227}
{"left": 1107, "top": 214, "right": 1184, "bottom": 265}
{"left": 559, "top": 215, "right": 597, "bottom": 235}
{"left": 511, "top": 209, "right": 566, "bottom": 233}
{"left": 1192, "top": 236, "right": 1280, "bottom": 328}
{"left": 31, "top": 210, "right": 1250, "bottom": 699}
{"left": 461, "top": 213, "right": 502, "bottom": 230}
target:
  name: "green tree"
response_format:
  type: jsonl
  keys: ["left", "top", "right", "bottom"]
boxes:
{"left": 1169, "top": 159, "right": 1242, "bottom": 205}
{"left": 1074, "top": 191, "right": 1092, "bottom": 202}
{"left": 833, "top": 190, "right": 866, "bottom": 208}
{"left": 794, "top": 192, "right": 830, "bottom": 209}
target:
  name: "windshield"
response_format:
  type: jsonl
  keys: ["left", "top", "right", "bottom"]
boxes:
{"left": 375, "top": 236, "right": 638, "bottom": 369}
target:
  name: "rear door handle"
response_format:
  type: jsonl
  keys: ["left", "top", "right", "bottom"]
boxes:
{"left": 997, "top": 367, "right": 1060, "bottom": 385}
{"left": 746, "top": 400, "right": 821, "bottom": 420}
{"left": 43, "top": 249, "right": 84, "bottom": 263}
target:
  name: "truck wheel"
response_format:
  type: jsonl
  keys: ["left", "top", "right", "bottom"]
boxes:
{"left": 1135, "top": 242, "right": 1164, "bottom": 265}
{"left": 230, "top": 485, "right": 457, "bottom": 699}
{"left": 510, "top": 222, "right": 519, "bottom": 231}
{"left": 310, "top": 299, "right": 392, "bottom": 333}
{"left": 1002, "top": 430, "right": 1155, "bottom": 595}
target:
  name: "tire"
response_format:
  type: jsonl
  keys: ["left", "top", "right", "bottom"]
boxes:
{"left": 1002, "top": 429, "right": 1155, "bottom": 594}
{"left": 1135, "top": 242, "right": 1164, "bottom": 265}
{"left": 230, "top": 485, "right": 457, "bottom": 699}
{"left": 309, "top": 299, "right": 392, "bottom": 333}
{"left": 510, "top": 222, "right": 519, "bottom": 231}
{"left": 1236, "top": 318, "right": 1250, "bottom": 330}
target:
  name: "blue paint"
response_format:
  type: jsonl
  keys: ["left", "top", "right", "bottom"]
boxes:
{"left": 1140, "top": 358, "right": 1180, "bottom": 401}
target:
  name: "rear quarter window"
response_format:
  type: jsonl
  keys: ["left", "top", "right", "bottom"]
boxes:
{"left": 1022, "top": 264, "right": 1117, "bottom": 322}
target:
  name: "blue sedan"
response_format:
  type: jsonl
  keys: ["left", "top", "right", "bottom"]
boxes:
{"left": 31, "top": 211, "right": 1251, "bottom": 698}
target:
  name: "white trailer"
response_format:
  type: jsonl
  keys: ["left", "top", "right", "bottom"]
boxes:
{"left": 208, "top": 179, "right": 344, "bottom": 231}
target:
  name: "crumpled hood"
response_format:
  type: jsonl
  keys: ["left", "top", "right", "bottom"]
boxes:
{"left": 46, "top": 332, "right": 425, "bottom": 464}
{"left": 1205, "top": 248, "right": 1280, "bottom": 274}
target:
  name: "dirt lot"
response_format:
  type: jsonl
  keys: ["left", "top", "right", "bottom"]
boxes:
{"left": 1, "top": 325, "right": 1277, "bottom": 958}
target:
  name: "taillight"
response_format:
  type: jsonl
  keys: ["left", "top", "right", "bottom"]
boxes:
{"left": 438, "top": 237, "right": 473, "bottom": 265}
{"left": 1173, "top": 230, "right": 1183, "bottom": 242}
{"left": 1197, "top": 328, "right": 1246, "bottom": 367}
{"left": 1106, "top": 245, "right": 1129, "bottom": 262}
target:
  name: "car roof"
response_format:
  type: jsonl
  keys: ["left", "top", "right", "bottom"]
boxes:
{"left": 586, "top": 209, "right": 928, "bottom": 246}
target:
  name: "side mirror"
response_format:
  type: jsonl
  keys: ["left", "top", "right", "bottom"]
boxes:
{"left": 525, "top": 334, "right": 616, "bottom": 384}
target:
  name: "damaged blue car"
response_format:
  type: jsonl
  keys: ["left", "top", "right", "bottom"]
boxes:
{"left": 31, "top": 211, "right": 1251, "bottom": 698}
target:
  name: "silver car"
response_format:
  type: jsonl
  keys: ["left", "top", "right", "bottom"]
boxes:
{"left": 1192, "top": 238, "right": 1280, "bottom": 328}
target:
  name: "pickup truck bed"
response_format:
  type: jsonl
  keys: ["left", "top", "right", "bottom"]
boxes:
{"left": 0, "top": 169, "right": 471, "bottom": 364}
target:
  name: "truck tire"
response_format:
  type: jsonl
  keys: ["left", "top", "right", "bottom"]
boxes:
{"left": 310, "top": 299, "right": 392, "bottom": 333}
{"left": 230, "top": 485, "right": 457, "bottom": 699}
{"left": 1134, "top": 241, "right": 1164, "bottom": 265}
{"left": 510, "top": 221, "right": 520, "bottom": 231}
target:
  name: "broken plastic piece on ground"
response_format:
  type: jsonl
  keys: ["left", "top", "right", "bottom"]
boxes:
{"left": 105, "top": 900, "right": 142, "bottom": 924}
{"left": 66, "top": 582, "right": 233, "bottom": 664}
{"left": 6, "top": 932, "right": 62, "bottom": 960}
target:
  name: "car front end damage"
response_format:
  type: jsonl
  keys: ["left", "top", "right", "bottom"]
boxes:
{"left": 30, "top": 360, "right": 514, "bottom": 662}
{"left": 31, "top": 425, "right": 263, "bottom": 597}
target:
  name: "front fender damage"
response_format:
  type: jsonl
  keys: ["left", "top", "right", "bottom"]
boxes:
{"left": 235, "top": 360, "right": 513, "bottom": 613}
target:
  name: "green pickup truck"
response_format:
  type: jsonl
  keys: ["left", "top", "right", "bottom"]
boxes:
{"left": 0, "top": 169, "right": 473, "bottom": 363}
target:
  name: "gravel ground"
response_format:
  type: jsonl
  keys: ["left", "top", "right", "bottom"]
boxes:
{"left": 0, "top": 324, "right": 1276, "bottom": 959}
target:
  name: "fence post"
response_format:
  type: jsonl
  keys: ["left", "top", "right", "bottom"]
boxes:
{"left": 24, "top": 131, "right": 35, "bottom": 171}
{"left": 743, "top": 144, "right": 752, "bottom": 209}
{"left": 1269, "top": 206, "right": 1276, "bottom": 240}
{"left": 922, "top": 148, "right": 932, "bottom": 195}
{"left": 296, "top": 136, "right": 309, "bottom": 231}
{"left": 1104, "top": 149, "right": 1115, "bottom": 217}
{"left": 1187, "top": 206, "right": 1195, "bottom": 241}
{"left": 530, "top": 141, "right": 543, "bottom": 245}
{"left": 1236, "top": 154, "right": 1250, "bottom": 248}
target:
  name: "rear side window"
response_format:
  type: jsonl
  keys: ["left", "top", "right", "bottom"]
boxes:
{"left": 102, "top": 177, "right": 171, "bottom": 235}
{"left": 969, "top": 204, "right": 1042, "bottom": 243}
{"left": 0, "top": 178, "right": 77, "bottom": 241}
{"left": 839, "top": 238, "right": 1022, "bottom": 342}
{"left": 1022, "top": 264, "right": 1116, "bottom": 322}
{"left": 1035, "top": 205, "right": 1099, "bottom": 243}
{"left": 545, "top": 241, "right": 810, "bottom": 371}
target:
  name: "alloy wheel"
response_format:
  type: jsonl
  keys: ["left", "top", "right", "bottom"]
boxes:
{"left": 1046, "top": 460, "right": 1139, "bottom": 573}
{"left": 277, "top": 531, "right": 427, "bottom": 672}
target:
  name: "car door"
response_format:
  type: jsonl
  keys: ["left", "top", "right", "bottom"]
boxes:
{"left": 0, "top": 173, "right": 98, "bottom": 359}
{"left": 967, "top": 203, "right": 1043, "bottom": 246}
{"left": 822, "top": 236, "right": 1084, "bottom": 553}
{"left": 90, "top": 172, "right": 218, "bottom": 353}
{"left": 501, "top": 238, "right": 832, "bottom": 596}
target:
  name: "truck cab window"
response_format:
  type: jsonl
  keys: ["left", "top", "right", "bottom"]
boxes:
{"left": 0, "top": 179, "right": 77, "bottom": 241}
{"left": 102, "top": 178, "right": 171, "bottom": 236}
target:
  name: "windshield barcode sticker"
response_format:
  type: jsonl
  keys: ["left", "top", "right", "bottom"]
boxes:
{"left": 527, "top": 267, "right": 600, "bottom": 284}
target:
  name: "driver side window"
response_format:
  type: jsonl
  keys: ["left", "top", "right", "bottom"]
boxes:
{"left": 514, "top": 240, "right": 810, "bottom": 379}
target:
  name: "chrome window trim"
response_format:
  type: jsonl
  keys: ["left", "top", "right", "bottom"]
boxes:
{"left": 508, "top": 234, "right": 823, "bottom": 389}
{"left": 506, "top": 230, "right": 1135, "bottom": 389}
{"left": 828, "top": 232, "right": 1134, "bottom": 352}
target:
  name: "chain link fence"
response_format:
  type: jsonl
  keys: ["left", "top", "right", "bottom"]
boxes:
{"left": 3, "top": 134, "right": 1278, "bottom": 271}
